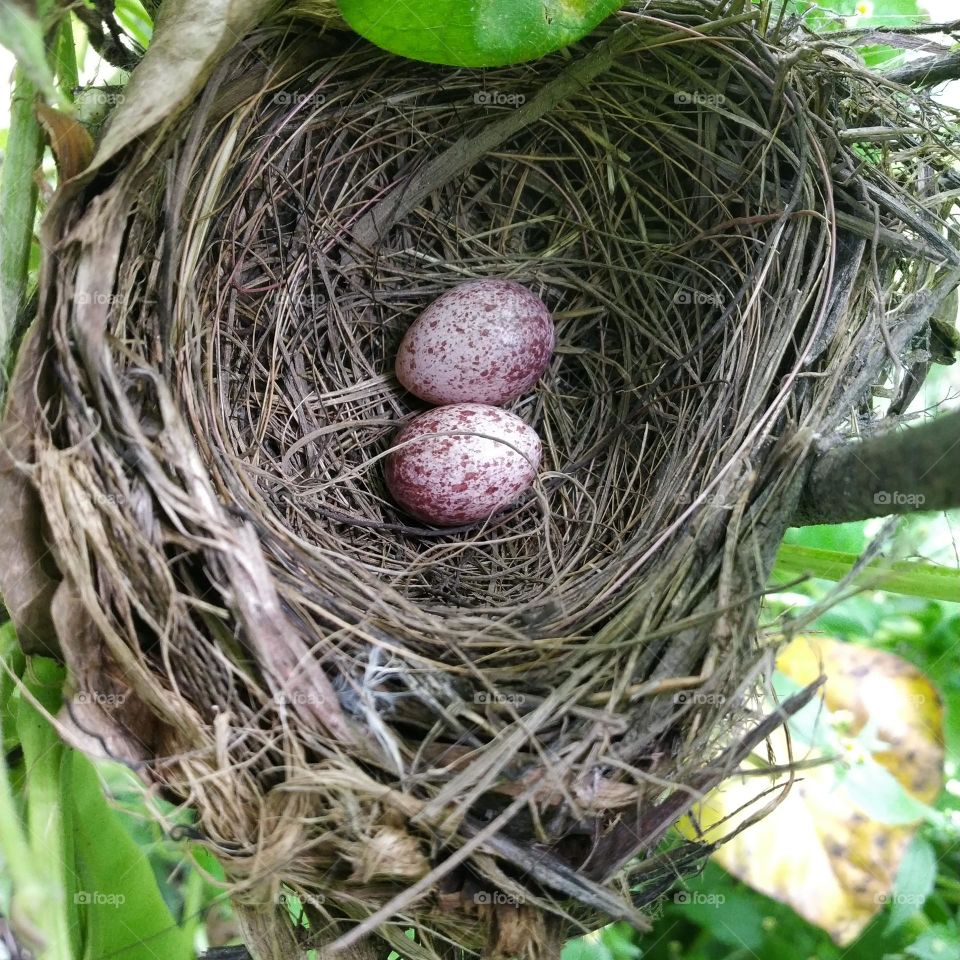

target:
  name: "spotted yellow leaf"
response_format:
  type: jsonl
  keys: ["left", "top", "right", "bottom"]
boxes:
{"left": 678, "top": 636, "right": 944, "bottom": 945}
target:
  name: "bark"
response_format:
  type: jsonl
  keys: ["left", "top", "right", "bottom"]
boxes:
{"left": 884, "top": 50, "right": 960, "bottom": 89}
{"left": 793, "top": 410, "right": 960, "bottom": 526}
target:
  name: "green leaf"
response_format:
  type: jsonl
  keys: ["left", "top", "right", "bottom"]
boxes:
{"left": 887, "top": 836, "right": 937, "bottom": 931}
{"left": 784, "top": 522, "right": 868, "bottom": 557}
{"left": 672, "top": 882, "right": 765, "bottom": 950}
{"left": 60, "top": 753, "right": 83, "bottom": 960}
{"left": 841, "top": 760, "right": 933, "bottom": 826}
{"left": 562, "top": 933, "right": 615, "bottom": 960}
{"left": 68, "top": 751, "right": 192, "bottom": 960}
{"left": 906, "top": 925, "right": 960, "bottom": 960}
{"left": 0, "top": 622, "right": 25, "bottom": 748}
{"left": 0, "top": 4, "right": 70, "bottom": 109}
{"left": 336, "top": 0, "right": 623, "bottom": 67}
{"left": 773, "top": 545, "right": 960, "bottom": 603}
{"left": 16, "top": 657, "right": 72, "bottom": 960}
{"left": 600, "top": 923, "right": 641, "bottom": 959}
{"left": 114, "top": 0, "right": 154, "bottom": 49}
{"left": 810, "top": 598, "right": 885, "bottom": 638}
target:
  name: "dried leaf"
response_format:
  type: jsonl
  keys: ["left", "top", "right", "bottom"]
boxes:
{"left": 0, "top": 321, "right": 61, "bottom": 656}
{"left": 678, "top": 636, "right": 944, "bottom": 946}
{"left": 51, "top": 581, "right": 158, "bottom": 766}
{"left": 36, "top": 105, "right": 94, "bottom": 181}
{"left": 91, "top": 0, "right": 275, "bottom": 173}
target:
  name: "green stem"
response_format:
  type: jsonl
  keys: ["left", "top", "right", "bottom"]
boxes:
{"left": 0, "top": 67, "right": 43, "bottom": 399}
{"left": 773, "top": 544, "right": 960, "bottom": 602}
{"left": 53, "top": 15, "right": 80, "bottom": 98}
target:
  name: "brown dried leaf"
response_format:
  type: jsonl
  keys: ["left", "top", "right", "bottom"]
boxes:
{"left": 35, "top": 104, "right": 94, "bottom": 181}
{"left": 0, "top": 321, "right": 60, "bottom": 655}
{"left": 92, "top": 0, "right": 274, "bottom": 173}
{"left": 51, "top": 581, "right": 160, "bottom": 765}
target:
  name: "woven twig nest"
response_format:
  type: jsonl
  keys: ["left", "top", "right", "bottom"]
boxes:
{"left": 3, "top": 2, "right": 958, "bottom": 957}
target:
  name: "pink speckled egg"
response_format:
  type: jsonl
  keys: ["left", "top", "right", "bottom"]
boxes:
{"left": 385, "top": 403, "right": 542, "bottom": 526}
{"left": 396, "top": 279, "right": 555, "bottom": 406}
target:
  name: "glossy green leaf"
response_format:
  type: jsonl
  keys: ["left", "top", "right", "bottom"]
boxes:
{"left": 336, "top": 0, "right": 624, "bottom": 67}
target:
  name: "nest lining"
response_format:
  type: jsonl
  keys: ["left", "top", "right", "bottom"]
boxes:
{"left": 12, "top": 2, "right": 960, "bottom": 956}
{"left": 163, "top": 36, "right": 834, "bottom": 651}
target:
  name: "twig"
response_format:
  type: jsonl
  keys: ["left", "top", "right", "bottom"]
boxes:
{"left": 583, "top": 678, "right": 826, "bottom": 882}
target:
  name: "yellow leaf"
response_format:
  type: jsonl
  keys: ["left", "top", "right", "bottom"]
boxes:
{"left": 678, "top": 636, "right": 944, "bottom": 945}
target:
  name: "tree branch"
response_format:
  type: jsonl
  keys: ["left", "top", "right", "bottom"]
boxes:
{"left": 833, "top": 18, "right": 960, "bottom": 39}
{"left": 793, "top": 410, "right": 960, "bottom": 526}
{"left": 884, "top": 50, "right": 960, "bottom": 89}
{"left": 72, "top": 1, "right": 142, "bottom": 72}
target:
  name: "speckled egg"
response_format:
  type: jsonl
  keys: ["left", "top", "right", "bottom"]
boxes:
{"left": 396, "top": 279, "right": 555, "bottom": 406}
{"left": 385, "top": 403, "right": 542, "bottom": 527}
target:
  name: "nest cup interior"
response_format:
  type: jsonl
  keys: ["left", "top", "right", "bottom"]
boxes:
{"left": 180, "top": 37, "right": 790, "bottom": 648}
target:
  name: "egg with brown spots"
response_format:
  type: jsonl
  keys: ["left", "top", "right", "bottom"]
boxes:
{"left": 396, "top": 279, "right": 555, "bottom": 406}
{"left": 385, "top": 403, "right": 542, "bottom": 527}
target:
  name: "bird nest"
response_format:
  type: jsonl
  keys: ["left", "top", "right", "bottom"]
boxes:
{"left": 2, "top": 2, "right": 959, "bottom": 958}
